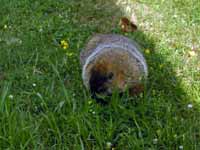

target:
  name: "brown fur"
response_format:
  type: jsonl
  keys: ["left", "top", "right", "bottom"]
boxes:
{"left": 90, "top": 49, "right": 142, "bottom": 94}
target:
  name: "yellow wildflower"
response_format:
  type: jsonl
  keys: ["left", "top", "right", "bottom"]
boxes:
{"left": 63, "top": 45, "right": 68, "bottom": 49}
{"left": 60, "top": 40, "right": 69, "bottom": 49}
{"left": 145, "top": 49, "right": 150, "bottom": 54}
{"left": 61, "top": 40, "right": 66, "bottom": 45}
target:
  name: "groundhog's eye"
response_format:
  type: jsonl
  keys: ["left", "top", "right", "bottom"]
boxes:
{"left": 108, "top": 72, "right": 114, "bottom": 80}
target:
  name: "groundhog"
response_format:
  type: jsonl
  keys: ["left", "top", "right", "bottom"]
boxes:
{"left": 80, "top": 34, "right": 148, "bottom": 102}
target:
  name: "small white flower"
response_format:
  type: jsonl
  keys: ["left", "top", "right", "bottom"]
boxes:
{"left": 92, "top": 111, "right": 96, "bottom": 115}
{"left": 8, "top": 94, "right": 14, "bottom": 99}
{"left": 106, "top": 142, "right": 112, "bottom": 149}
{"left": 188, "top": 51, "right": 196, "bottom": 57}
{"left": 179, "top": 145, "right": 183, "bottom": 149}
{"left": 39, "top": 28, "right": 43, "bottom": 32}
{"left": 32, "top": 83, "right": 36, "bottom": 87}
{"left": 187, "top": 104, "right": 193, "bottom": 109}
{"left": 4, "top": 25, "right": 7, "bottom": 29}
{"left": 153, "top": 138, "right": 158, "bottom": 144}
{"left": 58, "top": 14, "right": 63, "bottom": 18}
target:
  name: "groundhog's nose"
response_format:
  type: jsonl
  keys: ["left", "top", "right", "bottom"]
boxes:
{"left": 89, "top": 70, "right": 108, "bottom": 94}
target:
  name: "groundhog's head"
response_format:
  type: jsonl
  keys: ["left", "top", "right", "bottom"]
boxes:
{"left": 89, "top": 62, "right": 126, "bottom": 104}
{"left": 89, "top": 66, "right": 114, "bottom": 103}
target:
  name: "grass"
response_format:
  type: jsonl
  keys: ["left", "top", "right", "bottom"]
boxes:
{"left": 0, "top": 0, "right": 200, "bottom": 149}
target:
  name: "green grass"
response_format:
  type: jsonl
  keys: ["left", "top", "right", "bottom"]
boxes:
{"left": 0, "top": 0, "right": 200, "bottom": 149}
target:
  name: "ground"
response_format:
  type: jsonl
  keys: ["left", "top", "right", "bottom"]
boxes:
{"left": 0, "top": 0, "right": 200, "bottom": 149}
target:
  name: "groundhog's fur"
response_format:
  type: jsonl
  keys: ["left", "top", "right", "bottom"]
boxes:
{"left": 80, "top": 34, "right": 148, "bottom": 99}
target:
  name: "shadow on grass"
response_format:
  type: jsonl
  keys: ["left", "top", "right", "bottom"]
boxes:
{"left": 67, "top": 0, "right": 200, "bottom": 149}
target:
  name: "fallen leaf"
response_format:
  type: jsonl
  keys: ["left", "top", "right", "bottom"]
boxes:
{"left": 119, "top": 17, "right": 137, "bottom": 32}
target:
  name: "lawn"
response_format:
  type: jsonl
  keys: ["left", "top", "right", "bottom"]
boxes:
{"left": 0, "top": 0, "right": 200, "bottom": 149}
